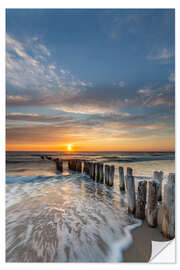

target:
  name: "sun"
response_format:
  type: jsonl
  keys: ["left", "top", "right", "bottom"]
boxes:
{"left": 67, "top": 145, "right": 72, "bottom": 151}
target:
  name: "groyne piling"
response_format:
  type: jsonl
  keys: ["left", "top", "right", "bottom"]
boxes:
{"left": 119, "top": 167, "right": 125, "bottom": 191}
{"left": 92, "top": 163, "right": 96, "bottom": 181}
{"left": 90, "top": 162, "right": 94, "bottom": 179}
{"left": 157, "top": 201, "right": 163, "bottom": 231}
{"left": 153, "top": 171, "right": 163, "bottom": 201}
{"left": 108, "top": 165, "right": 114, "bottom": 186}
{"left": 76, "top": 160, "right": 82, "bottom": 173}
{"left": 125, "top": 171, "right": 136, "bottom": 214}
{"left": 105, "top": 165, "right": 110, "bottom": 185}
{"left": 43, "top": 156, "right": 175, "bottom": 239}
{"left": 146, "top": 180, "right": 158, "bottom": 227}
{"left": 127, "top": 167, "right": 133, "bottom": 176}
{"left": 99, "top": 163, "right": 104, "bottom": 183}
{"left": 136, "top": 180, "right": 147, "bottom": 219}
{"left": 55, "top": 158, "right": 63, "bottom": 172}
{"left": 162, "top": 173, "right": 175, "bottom": 239}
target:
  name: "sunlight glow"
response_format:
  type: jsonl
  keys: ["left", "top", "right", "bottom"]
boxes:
{"left": 67, "top": 145, "right": 72, "bottom": 151}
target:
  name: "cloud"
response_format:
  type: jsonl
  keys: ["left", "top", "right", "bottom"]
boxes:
{"left": 143, "top": 95, "right": 174, "bottom": 107}
{"left": 6, "top": 34, "right": 174, "bottom": 118}
{"left": 6, "top": 95, "right": 31, "bottom": 104}
{"left": 38, "top": 44, "right": 51, "bottom": 56}
{"left": 138, "top": 88, "right": 151, "bottom": 96}
{"left": 6, "top": 112, "right": 75, "bottom": 123}
{"left": 6, "top": 110, "right": 174, "bottom": 147}
{"left": 6, "top": 34, "right": 92, "bottom": 97}
{"left": 48, "top": 65, "right": 56, "bottom": 69}
{"left": 168, "top": 73, "right": 175, "bottom": 82}
{"left": 147, "top": 48, "right": 173, "bottom": 60}
{"left": 60, "top": 69, "right": 66, "bottom": 74}
{"left": 119, "top": 81, "right": 126, "bottom": 87}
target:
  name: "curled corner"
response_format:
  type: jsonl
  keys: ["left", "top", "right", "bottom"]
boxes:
{"left": 150, "top": 239, "right": 175, "bottom": 263}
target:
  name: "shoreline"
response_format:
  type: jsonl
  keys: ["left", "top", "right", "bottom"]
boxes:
{"left": 123, "top": 220, "right": 169, "bottom": 262}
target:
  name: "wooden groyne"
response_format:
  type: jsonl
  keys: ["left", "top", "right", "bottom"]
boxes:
{"left": 41, "top": 155, "right": 175, "bottom": 240}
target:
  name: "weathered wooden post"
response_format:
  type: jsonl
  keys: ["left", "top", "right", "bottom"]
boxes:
{"left": 86, "top": 161, "right": 89, "bottom": 175}
{"left": 96, "top": 163, "right": 100, "bottom": 182}
{"left": 136, "top": 180, "right": 147, "bottom": 219}
{"left": 76, "top": 159, "right": 78, "bottom": 171}
{"left": 105, "top": 165, "right": 110, "bottom": 185}
{"left": 146, "top": 180, "right": 158, "bottom": 227}
{"left": 70, "top": 160, "right": 73, "bottom": 171}
{"left": 127, "top": 167, "right": 133, "bottom": 176}
{"left": 79, "top": 160, "right": 82, "bottom": 172}
{"left": 153, "top": 171, "right": 162, "bottom": 201}
{"left": 119, "top": 167, "right": 125, "bottom": 191}
{"left": 84, "top": 160, "right": 88, "bottom": 174}
{"left": 76, "top": 159, "right": 82, "bottom": 173}
{"left": 126, "top": 174, "right": 136, "bottom": 214}
{"left": 83, "top": 160, "right": 86, "bottom": 174}
{"left": 108, "top": 165, "right": 114, "bottom": 186}
{"left": 92, "top": 163, "right": 96, "bottom": 180}
{"left": 87, "top": 161, "right": 90, "bottom": 176}
{"left": 90, "top": 162, "right": 94, "bottom": 179}
{"left": 99, "top": 163, "right": 104, "bottom": 183}
{"left": 55, "top": 158, "right": 63, "bottom": 172}
{"left": 157, "top": 202, "right": 163, "bottom": 231}
{"left": 162, "top": 173, "right": 175, "bottom": 239}
{"left": 68, "top": 160, "right": 70, "bottom": 170}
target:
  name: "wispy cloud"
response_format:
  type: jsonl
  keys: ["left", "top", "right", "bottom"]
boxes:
{"left": 6, "top": 34, "right": 92, "bottom": 96}
{"left": 119, "top": 81, "right": 126, "bottom": 87}
{"left": 147, "top": 48, "right": 173, "bottom": 60}
{"left": 138, "top": 88, "right": 151, "bottom": 96}
{"left": 168, "top": 73, "right": 175, "bottom": 82}
{"left": 38, "top": 44, "right": 51, "bottom": 56}
{"left": 6, "top": 110, "right": 174, "bottom": 148}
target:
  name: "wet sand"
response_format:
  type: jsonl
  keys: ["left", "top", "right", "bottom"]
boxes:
{"left": 123, "top": 220, "right": 169, "bottom": 262}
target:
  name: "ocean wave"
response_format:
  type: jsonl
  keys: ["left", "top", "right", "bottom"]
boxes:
{"left": 6, "top": 175, "right": 58, "bottom": 184}
{"left": 99, "top": 156, "right": 174, "bottom": 163}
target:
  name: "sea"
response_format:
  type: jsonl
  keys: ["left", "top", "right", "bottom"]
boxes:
{"left": 6, "top": 151, "right": 175, "bottom": 262}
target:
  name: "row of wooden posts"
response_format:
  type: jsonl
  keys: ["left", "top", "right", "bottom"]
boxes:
{"left": 43, "top": 156, "right": 175, "bottom": 240}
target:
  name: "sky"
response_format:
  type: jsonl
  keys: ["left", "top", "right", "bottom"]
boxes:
{"left": 6, "top": 9, "right": 175, "bottom": 151}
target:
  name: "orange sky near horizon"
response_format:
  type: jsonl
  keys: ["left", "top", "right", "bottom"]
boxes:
{"left": 6, "top": 137, "right": 175, "bottom": 152}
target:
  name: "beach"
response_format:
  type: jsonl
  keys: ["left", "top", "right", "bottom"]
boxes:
{"left": 123, "top": 220, "right": 169, "bottom": 262}
{"left": 6, "top": 151, "right": 174, "bottom": 262}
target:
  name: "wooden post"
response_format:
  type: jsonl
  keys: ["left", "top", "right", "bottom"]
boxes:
{"left": 92, "top": 163, "right": 96, "bottom": 180}
{"left": 87, "top": 161, "right": 91, "bottom": 176}
{"left": 90, "top": 162, "right": 94, "bottom": 179}
{"left": 105, "top": 165, "right": 110, "bottom": 185}
{"left": 127, "top": 167, "right": 133, "bottom": 176}
{"left": 119, "top": 167, "right": 125, "bottom": 191}
{"left": 162, "top": 173, "right": 175, "bottom": 239}
{"left": 78, "top": 160, "right": 82, "bottom": 173}
{"left": 55, "top": 158, "right": 63, "bottom": 172}
{"left": 99, "top": 163, "right": 104, "bottom": 183}
{"left": 146, "top": 180, "right": 158, "bottom": 227}
{"left": 159, "top": 171, "right": 164, "bottom": 201}
{"left": 157, "top": 202, "right": 163, "bottom": 231}
{"left": 126, "top": 175, "right": 136, "bottom": 214}
{"left": 83, "top": 160, "right": 86, "bottom": 174}
{"left": 96, "top": 163, "right": 100, "bottom": 182}
{"left": 68, "top": 160, "right": 70, "bottom": 170}
{"left": 86, "top": 161, "right": 89, "bottom": 175}
{"left": 108, "top": 165, "right": 114, "bottom": 186}
{"left": 136, "top": 180, "right": 147, "bottom": 219}
{"left": 71, "top": 160, "right": 73, "bottom": 170}
{"left": 79, "top": 160, "right": 82, "bottom": 173}
{"left": 153, "top": 171, "right": 162, "bottom": 201}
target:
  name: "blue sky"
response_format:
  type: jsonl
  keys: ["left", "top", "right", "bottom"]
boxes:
{"left": 6, "top": 9, "right": 175, "bottom": 151}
